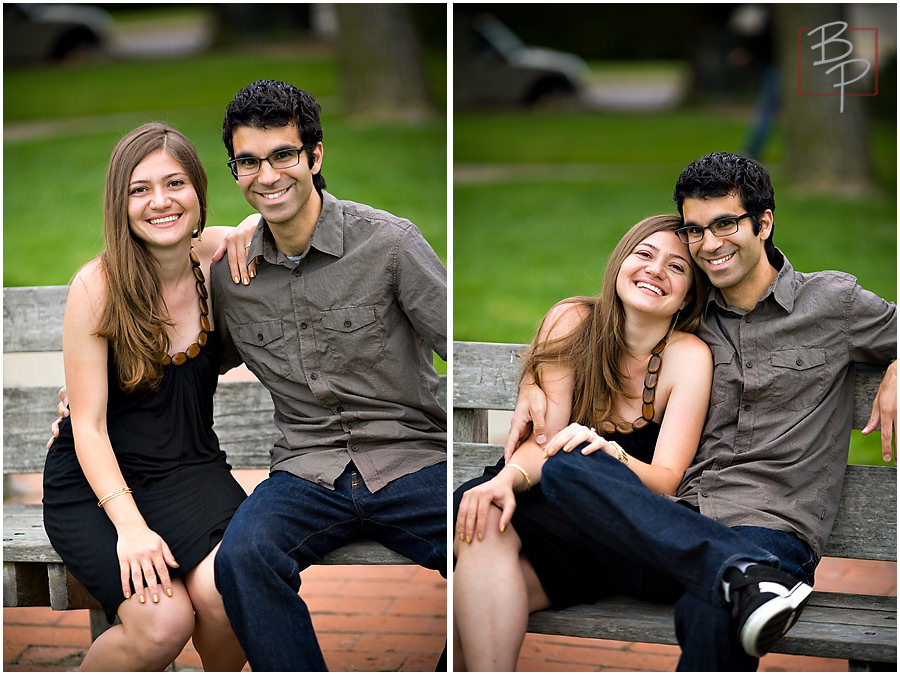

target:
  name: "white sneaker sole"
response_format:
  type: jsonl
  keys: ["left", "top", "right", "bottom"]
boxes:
{"left": 739, "top": 581, "right": 813, "bottom": 658}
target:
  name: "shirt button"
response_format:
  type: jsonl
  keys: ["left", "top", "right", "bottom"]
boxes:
{"left": 350, "top": 445, "right": 358, "bottom": 451}
{"left": 347, "top": 423, "right": 354, "bottom": 429}
{"left": 743, "top": 404, "right": 751, "bottom": 411}
{"left": 293, "top": 268, "right": 301, "bottom": 276}
{"left": 310, "top": 373, "right": 318, "bottom": 380}
{"left": 257, "top": 333, "right": 264, "bottom": 341}
{"left": 746, "top": 362, "right": 753, "bottom": 369}
{"left": 796, "top": 358, "right": 803, "bottom": 366}
{"left": 744, "top": 316, "right": 752, "bottom": 323}
{"left": 300, "top": 322, "right": 308, "bottom": 329}
{"left": 344, "top": 320, "right": 352, "bottom": 328}
{"left": 701, "top": 490, "right": 709, "bottom": 497}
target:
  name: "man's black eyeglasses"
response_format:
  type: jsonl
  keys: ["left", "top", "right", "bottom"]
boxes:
{"left": 227, "top": 143, "right": 315, "bottom": 179}
{"left": 675, "top": 212, "right": 761, "bottom": 245}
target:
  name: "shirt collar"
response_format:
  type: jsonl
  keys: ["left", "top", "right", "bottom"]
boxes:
{"left": 250, "top": 189, "right": 345, "bottom": 265}
{"left": 704, "top": 246, "right": 794, "bottom": 314}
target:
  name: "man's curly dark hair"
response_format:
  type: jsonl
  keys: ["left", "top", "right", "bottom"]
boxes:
{"left": 673, "top": 152, "right": 775, "bottom": 257}
{"left": 222, "top": 80, "right": 325, "bottom": 193}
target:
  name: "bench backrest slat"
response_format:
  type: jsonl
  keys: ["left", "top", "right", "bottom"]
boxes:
{"left": 452, "top": 341, "right": 887, "bottom": 431}
{"left": 3, "top": 286, "right": 69, "bottom": 353}
{"left": 3, "top": 286, "right": 445, "bottom": 475}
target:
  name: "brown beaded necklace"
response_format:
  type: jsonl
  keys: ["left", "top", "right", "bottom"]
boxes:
{"left": 161, "top": 249, "right": 210, "bottom": 366}
{"left": 596, "top": 336, "right": 666, "bottom": 435}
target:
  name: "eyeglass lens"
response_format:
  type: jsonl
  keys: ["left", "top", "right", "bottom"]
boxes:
{"left": 231, "top": 147, "right": 306, "bottom": 176}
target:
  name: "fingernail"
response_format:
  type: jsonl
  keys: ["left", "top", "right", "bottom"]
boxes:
{"left": 884, "top": 454, "right": 891, "bottom": 462}
{"left": 139, "top": 595, "right": 145, "bottom": 604}
{"left": 152, "top": 594, "right": 159, "bottom": 603}
{"left": 477, "top": 533, "right": 483, "bottom": 541}
{"left": 124, "top": 591, "right": 131, "bottom": 599}
{"left": 250, "top": 270, "right": 255, "bottom": 278}
{"left": 233, "top": 276, "right": 240, "bottom": 284}
{"left": 242, "top": 277, "right": 248, "bottom": 285}
{"left": 465, "top": 536, "right": 471, "bottom": 543}
{"left": 536, "top": 435, "right": 546, "bottom": 444}
{"left": 166, "top": 588, "right": 173, "bottom": 597}
{"left": 499, "top": 524, "right": 506, "bottom": 533}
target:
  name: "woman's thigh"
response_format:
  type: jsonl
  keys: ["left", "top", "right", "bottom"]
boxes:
{"left": 183, "top": 543, "right": 226, "bottom": 616}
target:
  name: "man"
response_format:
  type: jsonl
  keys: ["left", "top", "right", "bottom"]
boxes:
{"left": 210, "top": 80, "right": 447, "bottom": 671}
{"left": 503, "top": 152, "right": 896, "bottom": 670}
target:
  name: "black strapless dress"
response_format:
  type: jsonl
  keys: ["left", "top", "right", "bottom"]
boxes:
{"left": 453, "top": 423, "right": 672, "bottom": 609}
{"left": 43, "top": 332, "right": 247, "bottom": 623}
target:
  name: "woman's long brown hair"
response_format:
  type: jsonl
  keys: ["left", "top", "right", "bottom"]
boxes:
{"left": 520, "top": 214, "right": 705, "bottom": 428}
{"left": 95, "top": 123, "right": 208, "bottom": 392}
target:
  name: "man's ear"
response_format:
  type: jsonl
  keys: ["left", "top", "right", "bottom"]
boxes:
{"left": 310, "top": 142, "right": 324, "bottom": 175}
{"left": 758, "top": 209, "right": 774, "bottom": 240}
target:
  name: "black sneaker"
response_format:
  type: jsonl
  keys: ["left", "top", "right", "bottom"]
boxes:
{"left": 722, "top": 564, "right": 813, "bottom": 658}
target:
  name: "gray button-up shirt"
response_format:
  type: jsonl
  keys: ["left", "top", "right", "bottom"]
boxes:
{"left": 211, "top": 190, "right": 446, "bottom": 492}
{"left": 677, "top": 249, "right": 896, "bottom": 559}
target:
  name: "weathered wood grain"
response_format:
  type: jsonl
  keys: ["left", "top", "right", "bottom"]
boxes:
{"left": 525, "top": 591, "right": 897, "bottom": 663}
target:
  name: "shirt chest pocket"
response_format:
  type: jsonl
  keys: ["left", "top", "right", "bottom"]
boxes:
{"left": 232, "top": 319, "right": 292, "bottom": 380}
{"left": 321, "top": 306, "right": 384, "bottom": 371}
{"left": 770, "top": 348, "right": 827, "bottom": 411}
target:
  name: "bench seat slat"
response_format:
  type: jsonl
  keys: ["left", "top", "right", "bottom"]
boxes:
{"left": 526, "top": 591, "right": 897, "bottom": 662}
{"left": 3, "top": 504, "right": 411, "bottom": 568}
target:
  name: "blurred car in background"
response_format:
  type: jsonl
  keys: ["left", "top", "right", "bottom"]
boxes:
{"left": 4, "top": 3, "right": 112, "bottom": 63}
{"left": 455, "top": 13, "right": 589, "bottom": 107}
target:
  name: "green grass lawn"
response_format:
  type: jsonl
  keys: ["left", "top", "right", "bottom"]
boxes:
{"left": 453, "top": 107, "right": 897, "bottom": 464}
{"left": 4, "top": 51, "right": 446, "bottom": 287}
{"left": 4, "top": 45, "right": 447, "bottom": 372}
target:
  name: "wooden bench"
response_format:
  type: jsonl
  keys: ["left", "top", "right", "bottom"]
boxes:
{"left": 3, "top": 285, "right": 446, "bottom": 640}
{"left": 453, "top": 340, "right": 897, "bottom": 671}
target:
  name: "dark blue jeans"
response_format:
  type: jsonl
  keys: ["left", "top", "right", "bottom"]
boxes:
{"left": 214, "top": 462, "right": 447, "bottom": 671}
{"left": 540, "top": 450, "right": 817, "bottom": 672}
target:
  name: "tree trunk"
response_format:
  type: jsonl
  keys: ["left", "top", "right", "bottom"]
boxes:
{"left": 334, "top": 4, "right": 434, "bottom": 120}
{"left": 774, "top": 4, "right": 878, "bottom": 195}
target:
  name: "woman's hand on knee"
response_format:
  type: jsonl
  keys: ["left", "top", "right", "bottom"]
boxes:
{"left": 116, "top": 526, "right": 178, "bottom": 604}
{"left": 456, "top": 475, "right": 516, "bottom": 544}
{"left": 544, "top": 423, "right": 609, "bottom": 457}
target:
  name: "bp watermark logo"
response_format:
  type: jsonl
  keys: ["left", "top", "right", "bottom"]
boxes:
{"left": 798, "top": 22, "right": 878, "bottom": 113}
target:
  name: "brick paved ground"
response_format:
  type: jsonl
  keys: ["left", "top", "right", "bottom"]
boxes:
{"left": 4, "top": 564, "right": 446, "bottom": 672}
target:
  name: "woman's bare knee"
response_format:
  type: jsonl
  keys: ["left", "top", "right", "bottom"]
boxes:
{"left": 455, "top": 509, "right": 521, "bottom": 564}
{"left": 118, "top": 581, "right": 194, "bottom": 662}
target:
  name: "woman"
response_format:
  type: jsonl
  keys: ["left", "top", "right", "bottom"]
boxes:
{"left": 453, "top": 214, "right": 713, "bottom": 671}
{"left": 43, "top": 123, "right": 255, "bottom": 671}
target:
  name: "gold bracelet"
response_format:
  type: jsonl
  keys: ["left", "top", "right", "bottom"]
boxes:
{"left": 608, "top": 441, "right": 629, "bottom": 466}
{"left": 506, "top": 463, "right": 532, "bottom": 491}
{"left": 97, "top": 487, "right": 132, "bottom": 508}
